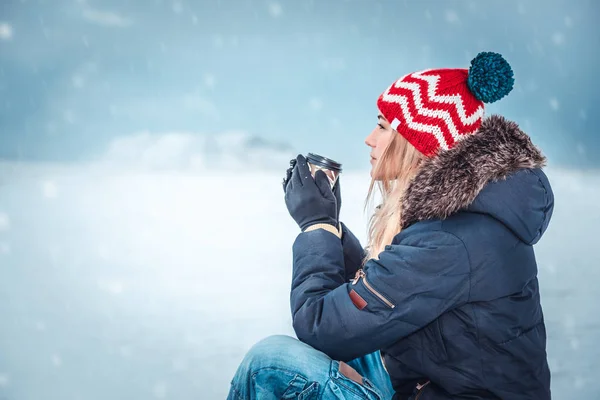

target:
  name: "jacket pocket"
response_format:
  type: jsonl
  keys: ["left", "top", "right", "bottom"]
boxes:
{"left": 351, "top": 269, "right": 395, "bottom": 308}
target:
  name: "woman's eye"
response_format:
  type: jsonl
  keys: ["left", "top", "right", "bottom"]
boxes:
{"left": 378, "top": 123, "right": 385, "bottom": 129}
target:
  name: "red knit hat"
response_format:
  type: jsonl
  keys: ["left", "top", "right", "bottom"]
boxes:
{"left": 377, "top": 52, "right": 515, "bottom": 157}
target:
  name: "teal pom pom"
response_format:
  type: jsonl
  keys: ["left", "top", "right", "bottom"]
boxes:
{"left": 467, "top": 52, "right": 514, "bottom": 103}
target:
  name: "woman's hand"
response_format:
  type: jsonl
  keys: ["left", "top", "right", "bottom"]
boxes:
{"left": 282, "top": 158, "right": 297, "bottom": 193}
{"left": 284, "top": 155, "right": 338, "bottom": 231}
{"left": 333, "top": 178, "right": 341, "bottom": 224}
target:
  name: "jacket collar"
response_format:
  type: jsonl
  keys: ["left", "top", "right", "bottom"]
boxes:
{"left": 400, "top": 115, "right": 547, "bottom": 228}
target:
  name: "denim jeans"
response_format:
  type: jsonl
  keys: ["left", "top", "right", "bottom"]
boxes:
{"left": 227, "top": 335, "right": 395, "bottom": 399}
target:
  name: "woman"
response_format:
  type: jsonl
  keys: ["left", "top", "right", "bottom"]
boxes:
{"left": 227, "top": 52, "right": 554, "bottom": 399}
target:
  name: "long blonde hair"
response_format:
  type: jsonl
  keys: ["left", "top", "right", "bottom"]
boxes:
{"left": 363, "top": 132, "right": 426, "bottom": 263}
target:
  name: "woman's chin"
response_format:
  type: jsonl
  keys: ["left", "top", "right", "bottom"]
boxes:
{"left": 370, "top": 170, "right": 382, "bottom": 181}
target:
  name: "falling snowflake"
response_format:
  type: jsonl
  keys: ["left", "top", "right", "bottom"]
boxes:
{"left": 0, "top": 373, "right": 9, "bottom": 387}
{"left": 72, "top": 75, "right": 85, "bottom": 88}
{"left": 172, "top": 1, "right": 183, "bottom": 14}
{"left": 0, "top": 23, "right": 12, "bottom": 40}
{"left": 204, "top": 74, "right": 216, "bottom": 88}
{"left": 576, "top": 143, "right": 585, "bottom": 155}
{"left": 552, "top": 32, "right": 565, "bottom": 46}
{"left": 563, "top": 315, "right": 576, "bottom": 333}
{"left": 98, "top": 280, "right": 125, "bottom": 295}
{"left": 63, "top": 110, "right": 76, "bottom": 124}
{"left": 320, "top": 57, "right": 346, "bottom": 71}
{"left": 549, "top": 98, "right": 559, "bottom": 111}
{"left": 268, "top": 3, "right": 283, "bottom": 18}
{"left": 330, "top": 118, "right": 341, "bottom": 129}
{"left": 564, "top": 16, "right": 573, "bottom": 27}
{"left": 540, "top": 263, "right": 556, "bottom": 275}
{"left": 0, "top": 242, "right": 10, "bottom": 255}
{"left": 0, "top": 212, "right": 10, "bottom": 231}
{"left": 52, "top": 354, "right": 63, "bottom": 367}
{"left": 172, "top": 358, "right": 188, "bottom": 371}
{"left": 569, "top": 338, "right": 580, "bottom": 350}
{"left": 445, "top": 10, "right": 459, "bottom": 24}
{"left": 309, "top": 98, "right": 323, "bottom": 111}
{"left": 212, "top": 35, "right": 224, "bottom": 49}
{"left": 153, "top": 382, "right": 168, "bottom": 398}
{"left": 42, "top": 180, "right": 59, "bottom": 198}
{"left": 120, "top": 346, "right": 132, "bottom": 357}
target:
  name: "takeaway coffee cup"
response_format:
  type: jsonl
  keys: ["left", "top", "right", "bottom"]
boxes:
{"left": 306, "top": 153, "right": 342, "bottom": 188}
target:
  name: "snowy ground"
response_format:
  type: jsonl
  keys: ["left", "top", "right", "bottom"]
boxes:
{"left": 0, "top": 163, "right": 598, "bottom": 399}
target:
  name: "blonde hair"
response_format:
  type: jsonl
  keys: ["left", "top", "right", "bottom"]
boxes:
{"left": 363, "top": 132, "right": 426, "bottom": 263}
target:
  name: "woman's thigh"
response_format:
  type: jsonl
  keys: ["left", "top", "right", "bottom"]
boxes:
{"left": 227, "top": 335, "right": 391, "bottom": 399}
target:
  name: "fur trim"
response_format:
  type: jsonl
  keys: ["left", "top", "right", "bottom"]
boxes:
{"left": 400, "top": 115, "right": 547, "bottom": 228}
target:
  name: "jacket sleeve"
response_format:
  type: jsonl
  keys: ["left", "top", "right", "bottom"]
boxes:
{"left": 340, "top": 222, "right": 366, "bottom": 281}
{"left": 290, "top": 225, "right": 471, "bottom": 362}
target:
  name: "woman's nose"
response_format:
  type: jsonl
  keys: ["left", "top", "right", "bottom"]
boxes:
{"left": 365, "top": 131, "right": 375, "bottom": 147}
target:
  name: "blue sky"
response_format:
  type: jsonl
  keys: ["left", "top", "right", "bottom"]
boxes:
{"left": 1, "top": 0, "right": 598, "bottom": 169}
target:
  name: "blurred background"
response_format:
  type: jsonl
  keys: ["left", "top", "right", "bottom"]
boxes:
{"left": 0, "top": 0, "right": 598, "bottom": 398}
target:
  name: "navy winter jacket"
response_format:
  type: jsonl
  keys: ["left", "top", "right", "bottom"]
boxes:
{"left": 290, "top": 116, "right": 554, "bottom": 399}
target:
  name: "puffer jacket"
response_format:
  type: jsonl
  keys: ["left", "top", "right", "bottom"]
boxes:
{"left": 290, "top": 115, "right": 554, "bottom": 399}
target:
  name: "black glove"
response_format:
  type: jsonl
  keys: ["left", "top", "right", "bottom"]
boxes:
{"left": 283, "top": 157, "right": 342, "bottom": 225}
{"left": 333, "top": 178, "right": 342, "bottom": 224}
{"left": 282, "top": 158, "right": 297, "bottom": 193}
{"left": 284, "top": 154, "right": 337, "bottom": 231}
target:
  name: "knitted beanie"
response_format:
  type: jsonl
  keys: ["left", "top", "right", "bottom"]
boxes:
{"left": 376, "top": 51, "right": 514, "bottom": 157}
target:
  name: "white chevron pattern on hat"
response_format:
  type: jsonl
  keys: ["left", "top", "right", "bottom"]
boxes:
{"left": 380, "top": 70, "right": 485, "bottom": 150}
{"left": 410, "top": 70, "right": 484, "bottom": 125}
{"left": 381, "top": 87, "right": 451, "bottom": 150}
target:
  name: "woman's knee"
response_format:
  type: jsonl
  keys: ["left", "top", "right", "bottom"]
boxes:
{"left": 229, "top": 335, "right": 330, "bottom": 398}
{"left": 242, "top": 335, "right": 315, "bottom": 369}
{"left": 238, "top": 334, "right": 331, "bottom": 375}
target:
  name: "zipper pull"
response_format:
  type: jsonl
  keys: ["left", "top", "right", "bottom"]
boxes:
{"left": 352, "top": 269, "right": 365, "bottom": 285}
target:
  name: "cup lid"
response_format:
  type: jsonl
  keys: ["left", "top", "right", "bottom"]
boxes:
{"left": 306, "top": 153, "right": 342, "bottom": 172}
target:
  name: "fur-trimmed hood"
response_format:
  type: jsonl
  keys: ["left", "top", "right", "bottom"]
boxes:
{"left": 400, "top": 115, "right": 554, "bottom": 244}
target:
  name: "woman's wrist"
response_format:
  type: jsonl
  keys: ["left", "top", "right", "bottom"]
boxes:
{"left": 303, "top": 223, "right": 342, "bottom": 238}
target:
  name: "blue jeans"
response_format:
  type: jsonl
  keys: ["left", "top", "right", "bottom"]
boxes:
{"left": 227, "top": 335, "right": 395, "bottom": 399}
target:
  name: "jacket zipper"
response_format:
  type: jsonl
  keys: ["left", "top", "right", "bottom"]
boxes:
{"left": 352, "top": 269, "right": 395, "bottom": 308}
{"left": 414, "top": 381, "right": 430, "bottom": 400}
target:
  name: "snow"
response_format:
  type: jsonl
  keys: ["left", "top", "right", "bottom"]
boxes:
{"left": 0, "top": 162, "right": 598, "bottom": 398}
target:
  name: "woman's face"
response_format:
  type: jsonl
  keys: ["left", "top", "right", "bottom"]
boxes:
{"left": 365, "top": 111, "right": 396, "bottom": 180}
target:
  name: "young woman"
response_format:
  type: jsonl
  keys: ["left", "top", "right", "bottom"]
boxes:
{"left": 227, "top": 52, "right": 554, "bottom": 400}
